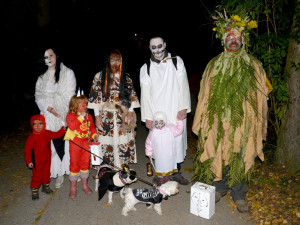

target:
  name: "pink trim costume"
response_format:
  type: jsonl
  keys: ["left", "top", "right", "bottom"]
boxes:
{"left": 24, "top": 115, "right": 65, "bottom": 192}
{"left": 145, "top": 111, "right": 184, "bottom": 183}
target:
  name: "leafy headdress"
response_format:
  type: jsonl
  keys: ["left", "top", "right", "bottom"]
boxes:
{"left": 212, "top": 8, "right": 257, "bottom": 49}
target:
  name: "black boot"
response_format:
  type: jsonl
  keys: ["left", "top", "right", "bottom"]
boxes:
{"left": 170, "top": 172, "right": 189, "bottom": 185}
{"left": 32, "top": 188, "right": 39, "bottom": 200}
{"left": 41, "top": 183, "right": 53, "bottom": 194}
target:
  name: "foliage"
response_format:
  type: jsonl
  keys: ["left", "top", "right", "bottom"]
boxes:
{"left": 212, "top": 7, "right": 258, "bottom": 48}
{"left": 219, "top": 0, "right": 296, "bottom": 137}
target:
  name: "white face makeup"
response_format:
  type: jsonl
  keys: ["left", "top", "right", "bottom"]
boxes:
{"left": 224, "top": 30, "right": 243, "bottom": 52}
{"left": 149, "top": 38, "right": 166, "bottom": 60}
{"left": 44, "top": 49, "right": 57, "bottom": 69}
{"left": 155, "top": 119, "right": 165, "bottom": 129}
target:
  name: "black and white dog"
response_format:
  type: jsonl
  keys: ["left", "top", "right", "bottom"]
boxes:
{"left": 122, "top": 181, "right": 179, "bottom": 216}
{"left": 98, "top": 164, "right": 137, "bottom": 204}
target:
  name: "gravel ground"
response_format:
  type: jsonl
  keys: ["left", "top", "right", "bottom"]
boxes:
{"left": 0, "top": 111, "right": 254, "bottom": 225}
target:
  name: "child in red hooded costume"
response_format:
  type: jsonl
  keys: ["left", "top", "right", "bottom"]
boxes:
{"left": 64, "top": 93, "right": 98, "bottom": 198}
{"left": 24, "top": 114, "right": 65, "bottom": 200}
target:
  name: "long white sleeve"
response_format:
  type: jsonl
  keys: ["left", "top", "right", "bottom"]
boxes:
{"left": 177, "top": 56, "right": 191, "bottom": 113}
{"left": 140, "top": 64, "right": 154, "bottom": 122}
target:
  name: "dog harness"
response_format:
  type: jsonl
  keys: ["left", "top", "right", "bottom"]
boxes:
{"left": 133, "top": 188, "right": 164, "bottom": 204}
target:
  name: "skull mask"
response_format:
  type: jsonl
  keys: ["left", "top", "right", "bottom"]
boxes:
{"left": 149, "top": 37, "right": 166, "bottom": 60}
{"left": 154, "top": 111, "right": 167, "bottom": 130}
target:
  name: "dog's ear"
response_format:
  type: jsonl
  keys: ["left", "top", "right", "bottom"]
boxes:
{"left": 129, "top": 170, "right": 136, "bottom": 180}
{"left": 98, "top": 179, "right": 108, "bottom": 201}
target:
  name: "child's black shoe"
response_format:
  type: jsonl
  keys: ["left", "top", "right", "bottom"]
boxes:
{"left": 41, "top": 183, "right": 53, "bottom": 194}
{"left": 32, "top": 188, "right": 39, "bottom": 200}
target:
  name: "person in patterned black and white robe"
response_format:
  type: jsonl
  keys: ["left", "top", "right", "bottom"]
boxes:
{"left": 88, "top": 50, "right": 140, "bottom": 168}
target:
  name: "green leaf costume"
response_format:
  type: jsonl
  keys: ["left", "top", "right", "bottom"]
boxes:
{"left": 192, "top": 46, "right": 269, "bottom": 187}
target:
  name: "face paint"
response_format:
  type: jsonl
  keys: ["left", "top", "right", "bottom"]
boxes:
{"left": 109, "top": 53, "right": 121, "bottom": 74}
{"left": 155, "top": 120, "right": 165, "bottom": 129}
{"left": 44, "top": 49, "right": 57, "bottom": 69}
{"left": 224, "top": 30, "right": 243, "bottom": 52}
{"left": 149, "top": 38, "right": 166, "bottom": 60}
{"left": 32, "top": 119, "right": 45, "bottom": 133}
{"left": 78, "top": 100, "right": 87, "bottom": 113}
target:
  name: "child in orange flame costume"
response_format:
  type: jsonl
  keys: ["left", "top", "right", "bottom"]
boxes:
{"left": 65, "top": 94, "right": 98, "bottom": 198}
{"left": 24, "top": 114, "right": 65, "bottom": 200}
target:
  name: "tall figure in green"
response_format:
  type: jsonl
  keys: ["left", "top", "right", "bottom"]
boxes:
{"left": 192, "top": 10, "right": 273, "bottom": 213}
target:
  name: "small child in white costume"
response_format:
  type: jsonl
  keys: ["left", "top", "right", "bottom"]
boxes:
{"left": 145, "top": 111, "right": 184, "bottom": 186}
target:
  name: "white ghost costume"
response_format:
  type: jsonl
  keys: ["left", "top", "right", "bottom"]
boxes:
{"left": 145, "top": 112, "right": 184, "bottom": 176}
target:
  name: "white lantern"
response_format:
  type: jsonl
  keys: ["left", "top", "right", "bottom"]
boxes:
{"left": 190, "top": 182, "right": 216, "bottom": 219}
{"left": 90, "top": 142, "right": 102, "bottom": 165}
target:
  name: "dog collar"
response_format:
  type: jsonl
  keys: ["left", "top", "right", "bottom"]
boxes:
{"left": 118, "top": 171, "right": 126, "bottom": 185}
{"left": 155, "top": 186, "right": 166, "bottom": 195}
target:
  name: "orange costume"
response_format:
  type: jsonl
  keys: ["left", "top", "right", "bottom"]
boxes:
{"left": 65, "top": 113, "right": 97, "bottom": 174}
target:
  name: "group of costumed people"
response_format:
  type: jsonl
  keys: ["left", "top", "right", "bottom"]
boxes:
{"left": 192, "top": 9, "right": 273, "bottom": 213}
{"left": 25, "top": 7, "right": 272, "bottom": 215}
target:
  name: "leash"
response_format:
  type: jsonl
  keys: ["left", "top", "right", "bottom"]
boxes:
{"left": 69, "top": 140, "right": 155, "bottom": 187}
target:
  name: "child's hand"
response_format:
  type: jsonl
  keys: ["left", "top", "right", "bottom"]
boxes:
{"left": 92, "top": 135, "right": 98, "bottom": 142}
{"left": 28, "top": 163, "right": 33, "bottom": 168}
{"left": 63, "top": 126, "right": 66, "bottom": 130}
{"left": 81, "top": 110, "right": 87, "bottom": 118}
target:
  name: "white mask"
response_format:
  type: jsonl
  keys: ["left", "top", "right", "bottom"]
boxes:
{"left": 155, "top": 120, "right": 165, "bottom": 129}
{"left": 44, "top": 49, "right": 57, "bottom": 68}
{"left": 153, "top": 111, "right": 167, "bottom": 129}
{"left": 149, "top": 38, "right": 166, "bottom": 60}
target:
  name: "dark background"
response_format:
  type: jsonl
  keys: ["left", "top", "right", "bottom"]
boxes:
{"left": 1, "top": 0, "right": 222, "bottom": 132}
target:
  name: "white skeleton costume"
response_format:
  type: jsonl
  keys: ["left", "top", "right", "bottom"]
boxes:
{"left": 140, "top": 37, "right": 191, "bottom": 164}
{"left": 35, "top": 62, "right": 76, "bottom": 178}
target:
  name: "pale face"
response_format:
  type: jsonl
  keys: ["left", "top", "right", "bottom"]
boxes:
{"left": 149, "top": 38, "right": 166, "bottom": 60}
{"left": 32, "top": 119, "right": 44, "bottom": 133}
{"left": 78, "top": 100, "right": 87, "bottom": 113}
{"left": 110, "top": 53, "right": 121, "bottom": 74}
{"left": 44, "top": 49, "right": 57, "bottom": 69}
{"left": 225, "top": 31, "right": 243, "bottom": 52}
{"left": 155, "top": 120, "right": 165, "bottom": 129}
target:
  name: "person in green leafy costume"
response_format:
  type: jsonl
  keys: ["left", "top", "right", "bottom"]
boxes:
{"left": 192, "top": 10, "right": 273, "bottom": 213}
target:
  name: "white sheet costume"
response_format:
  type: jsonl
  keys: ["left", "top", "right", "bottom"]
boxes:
{"left": 140, "top": 53, "right": 191, "bottom": 163}
{"left": 35, "top": 63, "right": 76, "bottom": 178}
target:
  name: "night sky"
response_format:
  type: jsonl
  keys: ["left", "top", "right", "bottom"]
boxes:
{"left": 1, "top": 0, "right": 222, "bottom": 132}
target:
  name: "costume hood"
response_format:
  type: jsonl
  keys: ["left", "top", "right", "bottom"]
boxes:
{"left": 30, "top": 114, "right": 46, "bottom": 133}
{"left": 154, "top": 111, "right": 167, "bottom": 123}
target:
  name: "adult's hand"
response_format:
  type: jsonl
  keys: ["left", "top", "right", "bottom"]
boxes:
{"left": 95, "top": 115, "right": 103, "bottom": 129}
{"left": 146, "top": 119, "right": 153, "bottom": 130}
{"left": 177, "top": 109, "right": 187, "bottom": 120}
{"left": 47, "top": 106, "right": 61, "bottom": 118}
{"left": 125, "top": 112, "right": 134, "bottom": 125}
